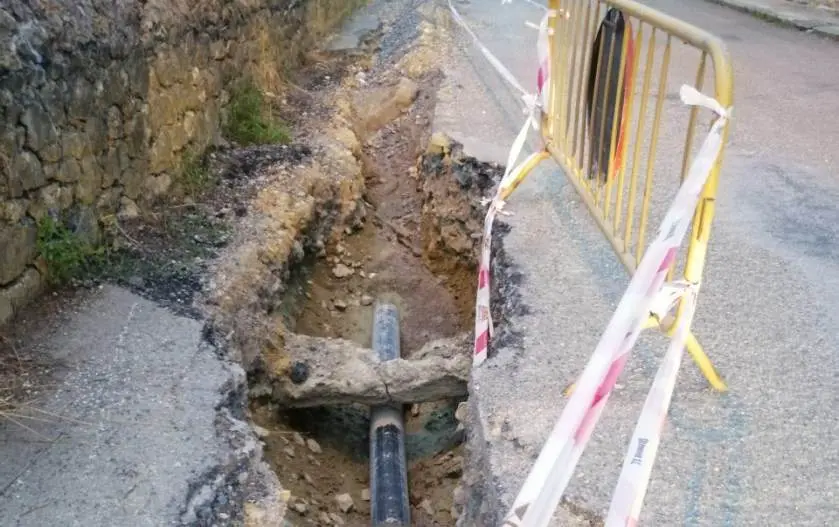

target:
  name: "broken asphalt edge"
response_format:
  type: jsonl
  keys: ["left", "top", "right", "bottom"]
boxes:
{"left": 179, "top": 344, "right": 288, "bottom": 525}
{"left": 700, "top": 0, "right": 839, "bottom": 40}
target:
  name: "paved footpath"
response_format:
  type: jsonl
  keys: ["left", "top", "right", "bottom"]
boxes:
{"left": 701, "top": 0, "right": 839, "bottom": 40}
{"left": 435, "top": 0, "right": 839, "bottom": 525}
{"left": 0, "top": 287, "right": 276, "bottom": 527}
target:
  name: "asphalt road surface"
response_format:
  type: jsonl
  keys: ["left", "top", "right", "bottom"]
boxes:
{"left": 439, "top": 0, "right": 839, "bottom": 525}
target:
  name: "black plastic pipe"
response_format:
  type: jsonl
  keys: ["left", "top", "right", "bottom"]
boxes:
{"left": 369, "top": 302, "right": 410, "bottom": 526}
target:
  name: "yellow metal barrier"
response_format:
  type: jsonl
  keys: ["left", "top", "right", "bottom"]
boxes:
{"left": 511, "top": 0, "right": 733, "bottom": 391}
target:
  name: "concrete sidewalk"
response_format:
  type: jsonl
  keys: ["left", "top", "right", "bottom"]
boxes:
{"left": 0, "top": 286, "right": 281, "bottom": 526}
{"left": 700, "top": 0, "right": 839, "bottom": 39}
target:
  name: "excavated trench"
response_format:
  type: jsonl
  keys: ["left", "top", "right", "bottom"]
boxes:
{"left": 242, "top": 68, "right": 506, "bottom": 525}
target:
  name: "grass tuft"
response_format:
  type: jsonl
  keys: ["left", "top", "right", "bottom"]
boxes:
{"left": 180, "top": 149, "right": 216, "bottom": 198}
{"left": 36, "top": 216, "right": 106, "bottom": 286}
{"left": 224, "top": 80, "right": 291, "bottom": 146}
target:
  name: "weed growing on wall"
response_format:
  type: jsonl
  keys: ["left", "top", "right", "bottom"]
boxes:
{"left": 224, "top": 80, "right": 290, "bottom": 146}
{"left": 36, "top": 216, "right": 107, "bottom": 286}
{"left": 180, "top": 149, "right": 216, "bottom": 198}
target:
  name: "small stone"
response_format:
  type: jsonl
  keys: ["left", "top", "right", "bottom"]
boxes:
{"left": 427, "top": 132, "right": 451, "bottom": 155}
{"left": 318, "top": 512, "right": 332, "bottom": 524}
{"left": 335, "top": 493, "right": 354, "bottom": 513}
{"left": 252, "top": 425, "right": 271, "bottom": 439}
{"left": 292, "top": 501, "right": 307, "bottom": 514}
{"left": 290, "top": 362, "right": 309, "bottom": 384}
{"left": 333, "top": 299, "right": 348, "bottom": 311}
{"left": 445, "top": 456, "right": 464, "bottom": 478}
{"left": 411, "top": 404, "right": 421, "bottom": 417}
{"left": 360, "top": 488, "right": 370, "bottom": 501}
{"left": 420, "top": 498, "right": 434, "bottom": 516}
{"left": 393, "top": 77, "right": 419, "bottom": 106}
{"left": 292, "top": 432, "right": 306, "bottom": 446}
{"left": 453, "top": 485, "right": 467, "bottom": 506}
{"left": 306, "top": 438, "right": 322, "bottom": 454}
{"left": 283, "top": 446, "right": 295, "bottom": 458}
{"left": 328, "top": 513, "right": 345, "bottom": 525}
{"left": 303, "top": 473, "right": 314, "bottom": 485}
{"left": 332, "top": 263, "right": 354, "bottom": 279}
{"left": 117, "top": 196, "right": 140, "bottom": 220}
{"left": 455, "top": 401, "right": 468, "bottom": 423}
{"left": 360, "top": 295, "right": 374, "bottom": 306}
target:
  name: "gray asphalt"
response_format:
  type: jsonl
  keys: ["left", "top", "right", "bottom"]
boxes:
{"left": 0, "top": 286, "right": 255, "bottom": 526}
{"left": 436, "top": 0, "right": 839, "bottom": 525}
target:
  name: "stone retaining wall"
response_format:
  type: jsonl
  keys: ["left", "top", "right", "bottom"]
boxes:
{"left": 0, "top": 0, "right": 362, "bottom": 324}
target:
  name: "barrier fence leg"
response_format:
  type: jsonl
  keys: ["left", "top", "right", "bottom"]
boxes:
{"left": 563, "top": 314, "right": 727, "bottom": 397}
{"left": 652, "top": 314, "right": 727, "bottom": 392}
{"left": 499, "top": 150, "right": 551, "bottom": 201}
{"left": 684, "top": 331, "right": 727, "bottom": 392}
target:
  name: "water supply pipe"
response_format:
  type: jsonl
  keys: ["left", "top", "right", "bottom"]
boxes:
{"left": 369, "top": 302, "right": 410, "bottom": 526}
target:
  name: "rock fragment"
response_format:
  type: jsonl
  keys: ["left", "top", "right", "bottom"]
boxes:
{"left": 335, "top": 493, "right": 354, "bottom": 513}
{"left": 306, "top": 438, "right": 322, "bottom": 454}
{"left": 292, "top": 500, "right": 307, "bottom": 514}
{"left": 252, "top": 425, "right": 271, "bottom": 439}
{"left": 332, "top": 263, "right": 354, "bottom": 278}
{"left": 420, "top": 498, "right": 434, "bottom": 516}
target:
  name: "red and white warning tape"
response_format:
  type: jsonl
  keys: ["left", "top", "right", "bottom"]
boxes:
{"left": 605, "top": 282, "right": 699, "bottom": 527}
{"left": 502, "top": 86, "right": 731, "bottom": 527}
{"left": 447, "top": 0, "right": 555, "bottom": 365}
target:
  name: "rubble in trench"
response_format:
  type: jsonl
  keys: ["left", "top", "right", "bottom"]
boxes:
{"left": 203, "top": 31, "right": 515, "bottom": 525}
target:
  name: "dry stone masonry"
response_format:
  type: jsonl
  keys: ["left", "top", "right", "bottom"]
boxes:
{"left": 0, "top": 0, "right": 362, "bottom": 324}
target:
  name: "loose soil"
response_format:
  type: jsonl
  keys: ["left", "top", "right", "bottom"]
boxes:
{"left": 247, "top": 25, "right": 475, "bottom": 527}
{"left": 292, "top": 72, "right": 469, "bottom": 355}
{"left": 252, "top": 402, "right": 466, "bottom": 527}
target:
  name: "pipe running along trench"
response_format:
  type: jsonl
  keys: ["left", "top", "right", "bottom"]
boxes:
{"left": 369, "top": 302, "right": 410, "bottom": 526}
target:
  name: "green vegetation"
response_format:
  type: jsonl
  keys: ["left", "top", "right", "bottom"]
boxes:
{"left": 223, "top": 80, "right": 290, "bottom": 146}
{"left": 36, "top": 216, "right": 107, "bottom": 286}
{"left": 180, "top": 149, "right": 215, "bottom": 198}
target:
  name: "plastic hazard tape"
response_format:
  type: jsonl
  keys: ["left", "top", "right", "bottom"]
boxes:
{"left": 447, "top": 0, "right": 556, "bottom": 365}
{"left": 605, "top": 282, "right": 699, "bottom": 527}
{"left": 502, "top": 85, "right": 731, "bottom": 527}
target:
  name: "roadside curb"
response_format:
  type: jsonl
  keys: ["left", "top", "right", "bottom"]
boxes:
{"left": 702, "top": 0, "right": 839, "bottom": 40}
